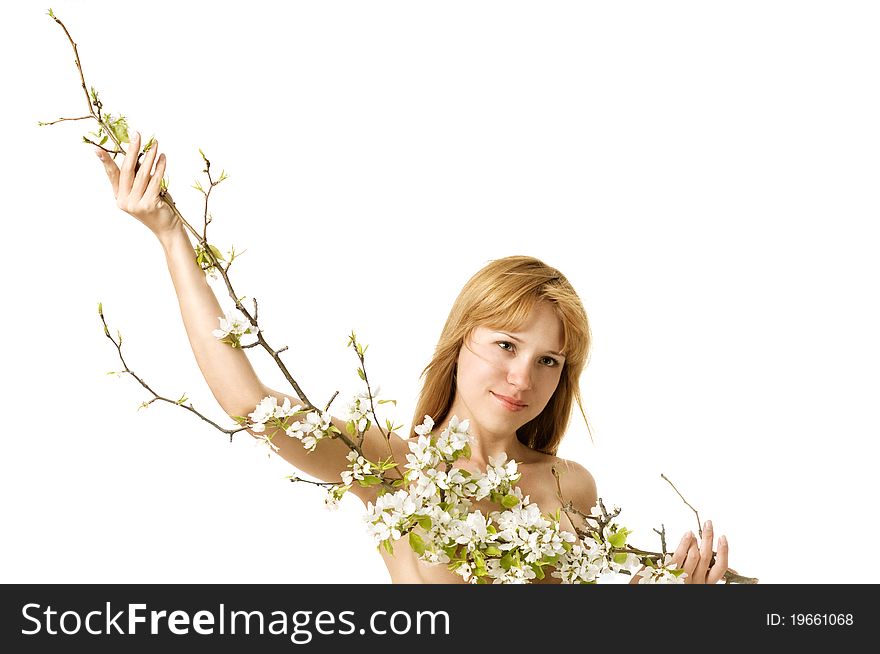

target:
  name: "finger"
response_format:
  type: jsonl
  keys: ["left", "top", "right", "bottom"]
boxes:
{"left": 131, "top": 139, "right": 159, "bottom": 201}
{"left": 683, "top": 536, "right": 701, "bottom": 584}
{"left": 145, "top": 152, "right": 166, "bottom": 200}
{"left": 707, "top": 535, "right": 729, "bottom": 584}
{"left": 695, "top": 520, "right": 714, "bottom": 581}
{"left": 95, "top": 147, "right": 121, "bottom": 196}
{"left": 118, "top": 132, "right": 140, "bottom": 201}
{"left": 671, "top": 532, "right": 692, "bottom": 567}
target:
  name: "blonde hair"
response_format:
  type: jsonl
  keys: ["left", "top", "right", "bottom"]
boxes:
{"left": 411, "top": 255, "right": 592, "bottom": 455}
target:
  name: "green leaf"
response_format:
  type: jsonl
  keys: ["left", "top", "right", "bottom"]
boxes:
{"left": 500, "top": 552, "right": 514, "bottom": 571}
{"left": 607, "top": 528, "right": 630, "bottom": 549}
{"left": 460, "top": 443, "right": 472, "bottom": 460}
{"left": 418, "top": 516, "right": 432, "bottom": 530}
{"left": 208, "top": 244, "right": 226, "bottom": 262}
{"left": 408, "top": 531, "right": 426, "bottom": 555}
{"left": 501, "top": 494, "right": 520, "bottom": 509}
{"left": 531, "top": 563, "right": 545, "bottom": 580}
{"left": 484, "top": 545, "right": 502, "bottom": 557}
{"left": 357, "top": 367, "right": 365, "bottom": 381}
{"left": 345, "top": 420, "right": 356, "bottom": 437}
{"left": 378, "top": 456, "right": 397, "bottom": 471}
{"left": 613, "top": 552, "right": 628, "bottom": 565}
{"left": 382, "top": 539, "right": 394, "bottom": 555}
{"left": 359, "top": 475, "right": 383, "bottom": 487}
{"left": 107, "top": 115, "right": 129, "bottom": 144}
{"left": 378, "top": 399, "right": 397, "bottom": 406}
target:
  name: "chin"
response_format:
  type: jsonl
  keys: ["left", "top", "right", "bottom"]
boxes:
{"left": 477, "top": 403, "right": 531, "bottom": 434}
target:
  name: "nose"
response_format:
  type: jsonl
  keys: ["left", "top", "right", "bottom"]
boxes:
{"left": 506, "top": 359, "right": 533, "bottom": 392}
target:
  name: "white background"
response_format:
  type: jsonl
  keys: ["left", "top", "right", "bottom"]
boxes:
{"left": 2, "top": 1, "right": 878, "bottom": 584}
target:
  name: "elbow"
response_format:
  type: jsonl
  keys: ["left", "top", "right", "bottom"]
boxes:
{"left": 222, "top": 386, "right": 270, "bottom": 422}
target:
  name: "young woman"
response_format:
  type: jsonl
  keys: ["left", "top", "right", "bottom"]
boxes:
{"left": 94, "top": 132, "right": 732, "bottom": 584}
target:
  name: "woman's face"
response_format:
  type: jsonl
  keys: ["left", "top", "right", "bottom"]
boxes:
{"left": 453, "top": 301, "right": 566, "bottom": 437}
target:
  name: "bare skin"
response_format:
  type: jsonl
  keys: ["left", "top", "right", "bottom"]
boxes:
{"left": 95, "top": 134, "right": 731, "bottom": 584}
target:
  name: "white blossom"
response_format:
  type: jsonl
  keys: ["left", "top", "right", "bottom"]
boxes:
{"left": 404, "top": 435, "right": 438, "bottom": 472}
{"left": 435, "top": 416, "right": 472, "bottom": 458}
{"left": 212, "top": 308, "right": 259, "bottom": 346}
{"left": 286, "top": 410, "right": 335, "bottom": 452}
{"left": 413, "top": 415, "right": 434, "bottom": 437}
{"left": 323, "top": 487, "right": 340, "bottom": 511}
{"left": 637, "top": 554, "right": 688, "bottom": 584}
{"left": 341, "top": 450, "right": 372, "bottom": 486}
{"left": 345, "top": 390, "right": 375, "bottom": 433}
{"left": 247, "top": 396, "right": 302, "bottom": 434}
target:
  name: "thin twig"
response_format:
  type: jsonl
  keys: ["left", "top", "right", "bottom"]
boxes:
{"left": 661, "top": 473, "right": 703, "bottom": 538}
{"left": 99, "top": 306, "right": 249, "bottom": 443}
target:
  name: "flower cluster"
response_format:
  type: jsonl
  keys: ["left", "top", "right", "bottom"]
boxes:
{"left": 636, "top": 554, "right": 688, "bottom": 583}
{"left": 212, "top": 308, "right": 259, "bottom": 348}
{"left": 355, "top": 415, "right": 684, "bottom": 584}
{"left": 341, "top": 450, "right": 373, "bottom": 486}
{"left": 246, "top": 395, "right": 340, "bottom": 452}
{"left": 344, "top": 390, "right": 373, "bottom": 434}
{"left": 245, "top": 393, "right": 687, "bottom": 584}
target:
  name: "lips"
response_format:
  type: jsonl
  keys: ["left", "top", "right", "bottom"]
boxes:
{"left": 491, "top": 392, "right": 527, "bottom": 412}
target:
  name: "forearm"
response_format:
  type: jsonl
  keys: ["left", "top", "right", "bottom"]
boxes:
{"left": 158, "top": 224, "right": 266, "bottom": 417}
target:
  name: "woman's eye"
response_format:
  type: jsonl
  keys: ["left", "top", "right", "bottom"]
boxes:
{"left": 540, "top": 356, "right": 559, "bottom": 367}
{"left": 497, "top": 341, "right": 514, "bottom": 352}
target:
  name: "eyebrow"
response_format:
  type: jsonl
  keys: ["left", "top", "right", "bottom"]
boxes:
{"left": 495, "top": 331, "right": 565, "bottom": 358}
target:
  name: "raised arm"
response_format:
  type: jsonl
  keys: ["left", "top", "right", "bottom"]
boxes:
{"left": 96, "top": 133, "right": 264, "bottom": 417}
{"left": 95, "top": 133, "right": 408, "bottom": 503}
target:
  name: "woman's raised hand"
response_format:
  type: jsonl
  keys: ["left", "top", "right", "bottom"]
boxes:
{"left": 95, "top": 132, "right": 179, "bottom": 238}
{"left": 671, "top": 520, "right": 731, "bottom": 584}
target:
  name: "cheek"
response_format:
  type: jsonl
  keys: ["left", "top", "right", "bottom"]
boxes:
{"left": 539, "top": 369, "right": 563, "bottom": 400}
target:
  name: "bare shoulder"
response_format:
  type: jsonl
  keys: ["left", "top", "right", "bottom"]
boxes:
{"left": 549, "top": 457, "right": 598, "bottom": 515}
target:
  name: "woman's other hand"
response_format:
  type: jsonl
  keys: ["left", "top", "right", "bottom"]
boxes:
{"left": 95, "top": 132, "right": 179, "bottom": 238}
{"left": 672, "top": 520, "right": 731, "bottom": 584}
